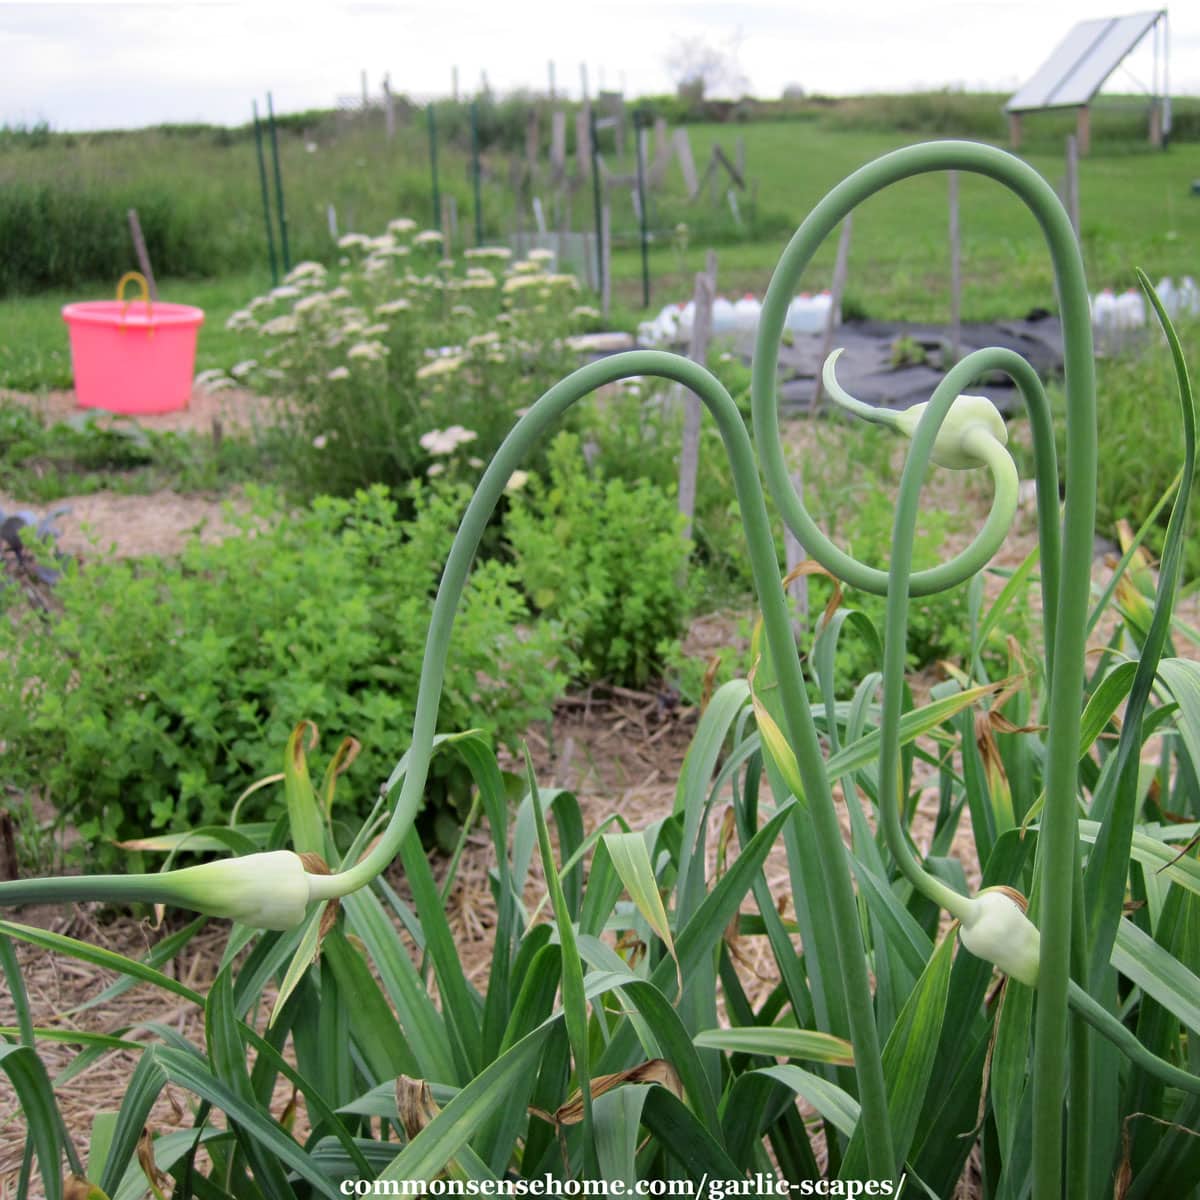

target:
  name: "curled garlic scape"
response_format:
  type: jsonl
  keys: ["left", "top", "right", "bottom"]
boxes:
{"left": 823, "top": 347, "right": 1009, "bottom": 471}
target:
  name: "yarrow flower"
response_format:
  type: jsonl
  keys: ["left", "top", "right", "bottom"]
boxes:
{"left": 327, "top": 366, "right": 351, "bottom": 381}
{"left": 260, "top": 314, "right": 299, "bottom": 336}
{"left": 572, "top": 305, "right": 602, "bottom": 320}
{"left": 420, "top": 425, "right": 477, "bottom": 455}
{"left": 312, "top": 434, "right": 329, "bottom": 449}
{"left": 415, "top": 356, "right": 464, "bottom": 380}
{"left": 347, "top": 341, "right": 388, "bottom": 361}
{"left": 338, "top": 233, "right": 371, "bottom": 250}
{"left": 527, "top": 247, "right": 555, "bottom": 264}
{"left": 464, "top": 246, "right": 512, "bottom": 260}
{"left": 388, "top": 217, "right": 418, "bottom": 235}
{"left": 293, "top": 293, "right": 328, "bottom": 315}
{"left": 414, "top": 230, "right": 444, "bottom": 247}
{"left": 505, "top": 470, "right": 529, "bottom": 492}
{"left": 375, "top": 299, "right": 411, "bottom": 315}
{"left": 285, "top": 261, "right": 326, "bottom": 284}
{"left": 230, "top": 360, "right": 257, "bottom": 379}
{"left": 467, "top": 331, "right": 501, "bottom": 349}
{"left": 225, "top": 309, "right": 256, "bottom": 331}
{"left": 269, "top": 285, "right": 302, "bottom": 301}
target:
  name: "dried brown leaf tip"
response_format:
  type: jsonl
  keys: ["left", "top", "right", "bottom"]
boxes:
{"left": 136, "top": 1126, "right": 172, "bottom": 1200}
{"left": 297, "top": 852, "right": 341, "bottom": 945}
{"left": 552, "top": 1059, "right": 684, "bottom": 1126}
{"left": 396, "top": 1074, "right": 442, "bottom": 1141}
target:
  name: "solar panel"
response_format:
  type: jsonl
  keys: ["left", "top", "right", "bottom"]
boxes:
{"left": 1007, "top": 10, "right": 1163, "bottom": 112}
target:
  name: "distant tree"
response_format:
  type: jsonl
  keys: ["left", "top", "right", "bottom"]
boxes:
{"left": 665, "top": 34, "right": 748, "bottom": 104}
{"left": 781, "top": 83, "right": 807, "bottom": 101}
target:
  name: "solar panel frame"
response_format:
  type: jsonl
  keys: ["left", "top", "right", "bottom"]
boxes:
{"left": 1006, "top": 9, "right": 1164, "bottom": 112}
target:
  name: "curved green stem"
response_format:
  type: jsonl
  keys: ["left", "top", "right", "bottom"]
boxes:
{"left": 325, "top": 349, "right": 898, "bottom": 1176}
{"left": 872, "top": 358, "right": 1019, "bottom": 920}
{"left": 753, "top": 141, "right": 1094, "bottom": 1199}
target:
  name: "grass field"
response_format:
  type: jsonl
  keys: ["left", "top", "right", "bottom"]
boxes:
{"left": 3, "top": 95, "right": 1198, "bottom": 391}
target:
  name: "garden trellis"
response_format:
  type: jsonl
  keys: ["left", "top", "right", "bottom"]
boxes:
{"left": 3, "top": 140, "right": 1200, "bottom": 1200}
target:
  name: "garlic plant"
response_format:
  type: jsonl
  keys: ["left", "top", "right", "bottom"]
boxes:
{"left": 3, "top": 140, "right": 1198, "bottom": 1200}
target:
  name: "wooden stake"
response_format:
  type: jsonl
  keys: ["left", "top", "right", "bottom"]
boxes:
{"left": 812, "top": 214, "right": 852, "bottom": 412}
{"left": 127, "top": 209, "right": 159, "bottom": 300}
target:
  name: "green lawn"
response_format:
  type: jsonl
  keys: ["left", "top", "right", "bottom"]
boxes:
{"left": 3, "top": 115, "right": 1198, "bottom": 391}
{"left": 606, "top": 122, "right": 1200, "bottom": 321}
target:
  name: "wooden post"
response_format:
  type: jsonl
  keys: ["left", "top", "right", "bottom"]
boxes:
{"left": 1065, "top": 134, "right": 1080, "bottom": 236}
{"left": 1008, "top": 111, "right": 1022, "bottom": 150}
{"left": 441, "top": 194, "right": 458, "bottom": 247}
{"left": 674, "top": 128, "right": 699, "bottom": 199}
{"left": 1149, "top": 102, "right": 1163, "bottom": 148}
{"left": 1076, "top": 106, "right": 1091, "bottom": 156}
{"left": 550, "top": 110, "right": 567, "bottom": 179}
{"left": 383, "top": 75, "right": 395, "bottom": 140}
{"left": 127, "top": 209, "right": 159, "bottom": 300}
{"left": 575, "top": 105, "right": 591, "bottom": 178}
{"left": 812, "top": 214, "right": 852, "bottom": 412}
{"left": 948, "top": 172, "right": 961, "bottom": 366}
{"left": 526, "top": 109, "right": 539, "bottom": 167}
{"left": 678, "top": 250, "right": 717, "bottom": 545}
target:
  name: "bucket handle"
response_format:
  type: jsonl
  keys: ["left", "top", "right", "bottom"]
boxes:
{"left": 116, "top": 271, "right": 153, "bottom": 337}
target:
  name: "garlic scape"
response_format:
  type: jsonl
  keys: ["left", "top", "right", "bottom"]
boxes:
{"left": 0, "top": 850, "right": 343, "bottom": 932}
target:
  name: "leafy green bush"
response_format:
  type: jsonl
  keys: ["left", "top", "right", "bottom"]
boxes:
{"left": 505, "top": 431, "right": 691, "bottom": 686}
{"left": 0, "top": 484, "right": 566, "bottom": 858}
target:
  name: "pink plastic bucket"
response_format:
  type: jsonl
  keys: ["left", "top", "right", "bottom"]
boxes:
{"left": 62, "top": 274, "right": 205, "bottom": 415}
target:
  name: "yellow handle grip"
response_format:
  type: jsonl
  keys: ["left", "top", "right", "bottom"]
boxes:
{"left": 116, "top": 271, "right": 153, "bottom": 337}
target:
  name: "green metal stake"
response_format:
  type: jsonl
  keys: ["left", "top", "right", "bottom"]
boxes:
{"left": 471, "top": 100, "right": 484, "bottom": 245}
{"left": 265, "top": 92, "right": 291, "bottom": 273}
{"left": 428, "top": 103, "right": 441, "bottom": 232}
{"left": 634, "top": 108, "right": 651, "bottom": 309}
{"left": 588, "top": 105, "right": 604, "bottom": 300}
{"left": 251, "top": 100, "right": 279, "bottom": 287}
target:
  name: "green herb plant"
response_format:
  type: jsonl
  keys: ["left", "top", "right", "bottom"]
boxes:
{"left": 2, "top": 141, "right": 1199, "bottom": 1200}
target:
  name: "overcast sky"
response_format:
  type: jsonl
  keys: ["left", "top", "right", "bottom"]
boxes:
{"left": 2, "top": 0, "right": 1197, "bottom": 131}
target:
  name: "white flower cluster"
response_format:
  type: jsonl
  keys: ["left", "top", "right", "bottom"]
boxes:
{"left": 415, "top": 355, "right": 464, "bottom": 380}
{"left": 285, "top": 261, "right": 326, "bottom": 285}
{"left": 464, "top": 246, "right": 512, "bottom": 261}
{"left": 293, "top": 293, "right": 329, "bottom": 316}
{"left": 347, "top": 341, "right": 388, "bottom": 362}
{"left": 413, "top": 230, "right": 444, "bottom": 247}
{"left": 225, "top": 309, "right": 256, "bottom": 331}
{"left": 420, "top": 425, "right": 477, "bottom": 455}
